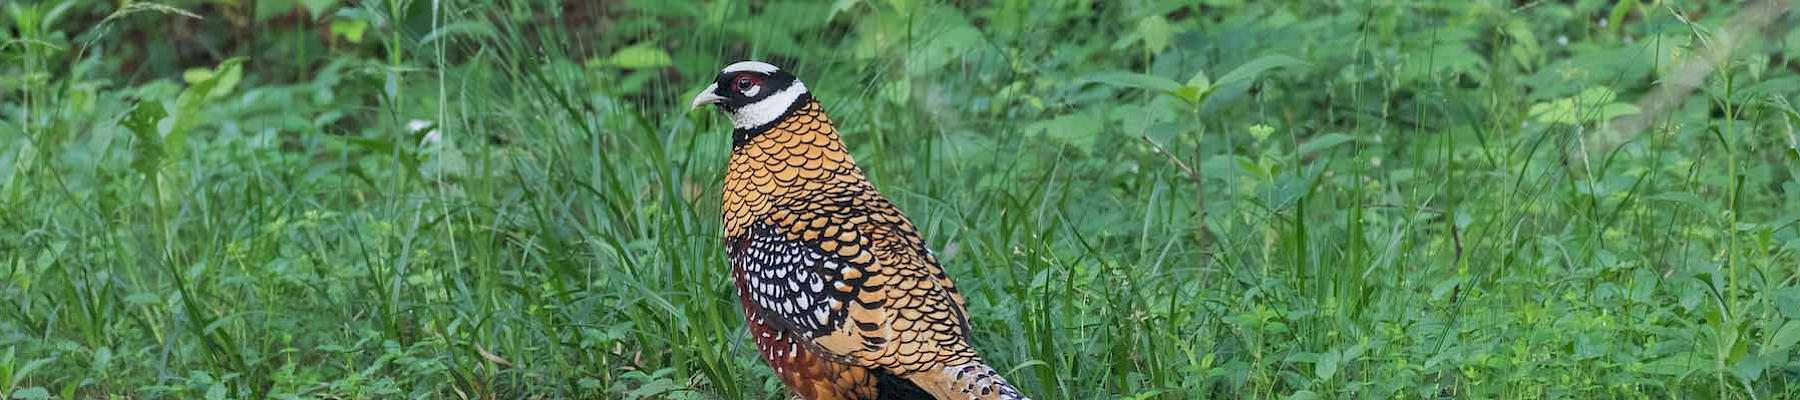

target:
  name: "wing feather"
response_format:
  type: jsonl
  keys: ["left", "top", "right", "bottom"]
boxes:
{"left": 728, "top": 183, "right": 982, "bottom": 375}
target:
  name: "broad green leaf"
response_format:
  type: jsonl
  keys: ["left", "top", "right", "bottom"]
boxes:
{"left": 1024, "top": 111, "right": 1104, "bottom": 152}
{"left": 1342, "top": 341, "right": 1368, "bottom": 363}
{"left": 1047, "top": 112, "right": 1104, "bottom": 152}
{"left": 332, "top": 136, "right": 423, "bottom": 182}
{"left": 879, "top": 79, "right": 911, "bottom": 105}
{"left": 1574, "top": 86, "right": 1618, "bottom": 105}
{"left": 11, "top": 387, "right": 50, "bottom": 400}
{"left": 1630, "top": 268, "right": 1658, "bottom": 302}
{"left": 1431, "top": 276, "right": 1466, "bottom": 301}
{"left": 578, "top": 377, "right": 603, "bottom": 389}
{"left": 1187, "top": 70, "right": 1211, "bottom": 90}
{"left": 1110, "top": 30, "right": 1145, "bottom": 51}
{"left": 11, "top": 356, "right": 55, "bottom": 389}
{"left": 206, "top": 383, "right": 226, "bottom": 400}
{"left": 1789, "top": 23, "right": 1800, "bottom": 55}
{"left": 1175, "top": 70, "right": 1213, "bottom": 104}
{"left": 123, "top": 101, "right": 169, "bottom": 175}
{"left": 164, "top": 57, "right": 245, "bottom": 161}
{"left": 299, "top": 0, "right": 337, "bottom": 18}
{"left": 208, "top": 58, "right": 244, "bottom": 99}
{"left": 1197, "top": 55, "right": 1305, "bottom": 111}
{"left": 1599, "top": 103, "right": 1641, "bottom": 121}
{"left": 1778, "top": 289, "right": 1800, "bottom": 319}
{"left": 1236, "top": 155, "right": 1268, "bottom": 179}
{"left": 121, "top": 100, "right": 167, "bottom": 140}
{"left": 181, "top": 68, "right": 214, "bottom": 84}
{"left": 1399, "top": 42, "right": 1486, "bottom": 82}
{"left": 906, "top": 9, "right": 982, "bottom": 76}
{"left": 1137, "top": 15, "right": 1172, "bottom": 53}
{"left": 330, "top": 18, "right": 368, "bottom": 44}
{"left": 1298, "top": 133, "right": 1355, "bottom": 156}
{"left": 124, "top": 292, "right": 161, "bottom": 305}
{"left": 1527, "top": 101, "right": 1566, "bottom": 124}
{"left": 607, "top": 44, "right": 674, "bottom": 69}
{"left": 1530, "top": 87, "right": 1635, "bottom": 125}
{"left": 1172, "top": 85, "right": 1206, "bottom": 105}
{"left": 90, "top": 346, "right": 111, "bottom": 373}
{"left": 1111, "top": 101, "right": 1178, "bottom": 139}
{"left": 1733, "top": 354, "right": 1771, "bottom": 383}
{"left": 1216, "top": 54, "right": 1306, "bottom": 86}
{"left": 176, "top": 58, "right": 246, "bottom": 119}
{"left": 1083, "top": 71, "right": 1182, "bottom": 94}
{"left": 1768, "top": 321, "right": 1800, "bottom": 353}
{"left": 1285, "top": 390, "right": 1320, "bottom": 400}
{"left": 1314, "top": 350, "right": 1340, "bottom": 380}
{"left": 1640, "top": 354, "right": 1702, "bottom": 376}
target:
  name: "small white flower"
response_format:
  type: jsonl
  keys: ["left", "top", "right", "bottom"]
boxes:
{"left": 409, "top": 119, "right": 441, "bottom": 146}
{"left": 407, "top": 119, "right": 434, "bottom": 133}
{"left": 421, "top": 130, "right": 443, "bottom": 147}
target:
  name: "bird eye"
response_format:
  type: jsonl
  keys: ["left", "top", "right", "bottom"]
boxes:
{"left": 734, "top": 74, "right": 760, "bottom": 93}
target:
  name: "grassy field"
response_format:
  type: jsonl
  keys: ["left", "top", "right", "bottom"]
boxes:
{"left": 4, "top": 0, "right": 1800, "bottom": 398}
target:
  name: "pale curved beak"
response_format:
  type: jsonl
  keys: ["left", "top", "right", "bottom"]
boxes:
{"left": 690, "top": 83, "right": 725, "bottom": 110}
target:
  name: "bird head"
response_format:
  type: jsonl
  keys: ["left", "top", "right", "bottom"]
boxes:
{"left": 690, "top": 61, "right": 808, "bottom": 131}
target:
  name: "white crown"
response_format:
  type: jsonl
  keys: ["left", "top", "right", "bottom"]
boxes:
{"left": 722, "top": 61, "right": 780, "bottom": 74}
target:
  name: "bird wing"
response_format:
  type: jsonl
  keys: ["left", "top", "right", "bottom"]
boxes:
{"left": 732, "top": 221, "right": 863, "bottom": 345}
{"left": 728, "top": 186, "right": 978, "bottom": 374}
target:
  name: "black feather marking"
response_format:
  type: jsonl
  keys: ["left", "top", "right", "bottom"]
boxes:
{"left": 872, "top": 368, "right": 932, "bottom": 400}
{"left": 732, "top": 220, "right": 860, "bottom": 339}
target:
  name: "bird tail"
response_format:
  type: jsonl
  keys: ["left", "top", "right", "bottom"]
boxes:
{"left": 908, "top": 360, "right": 1031, "bottom": 400}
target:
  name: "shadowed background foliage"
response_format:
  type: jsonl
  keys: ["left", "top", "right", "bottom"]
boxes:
{"left": 3, "top": 0, "right": 1800, "bottom": 398}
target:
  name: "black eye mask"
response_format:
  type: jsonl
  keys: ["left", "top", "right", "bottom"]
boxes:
{"left": 713, "top": 70, "right": 797, "bottom": 111}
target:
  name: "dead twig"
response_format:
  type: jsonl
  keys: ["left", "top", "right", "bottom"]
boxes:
{"left": 1141, "top": 135, "right": 1200, "bottom": 184}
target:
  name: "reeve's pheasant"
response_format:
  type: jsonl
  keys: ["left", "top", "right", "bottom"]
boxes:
{"left": 691, "top": 61, "right": 1031, "bottom": 400}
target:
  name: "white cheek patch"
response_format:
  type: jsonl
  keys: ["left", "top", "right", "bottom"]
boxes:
{"left": 730, "top": 81, "right": 807, "bottom": 130}
{"left": 742, "top": 85, "right": 761, "bottom": 97}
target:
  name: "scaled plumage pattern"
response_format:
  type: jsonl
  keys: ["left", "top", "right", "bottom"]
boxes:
{"left": 692, "top": 61, "right": 1030, "bottom": 400}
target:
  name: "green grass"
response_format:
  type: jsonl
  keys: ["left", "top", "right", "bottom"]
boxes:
{"left": 3, "top": 0, "right": 1800, "bottom": 398}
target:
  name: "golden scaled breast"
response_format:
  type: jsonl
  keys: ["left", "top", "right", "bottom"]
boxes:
{"left": 722, "top": 100, "right": 861, "bottom": 239}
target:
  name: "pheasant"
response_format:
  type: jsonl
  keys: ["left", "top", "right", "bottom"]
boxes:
{"left": 690, "top": 61, "right": 1031, "bottom": 400}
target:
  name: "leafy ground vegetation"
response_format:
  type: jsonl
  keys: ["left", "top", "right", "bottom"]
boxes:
{"left": 4, "top": 0, "right": 1800, "bottom": 398}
